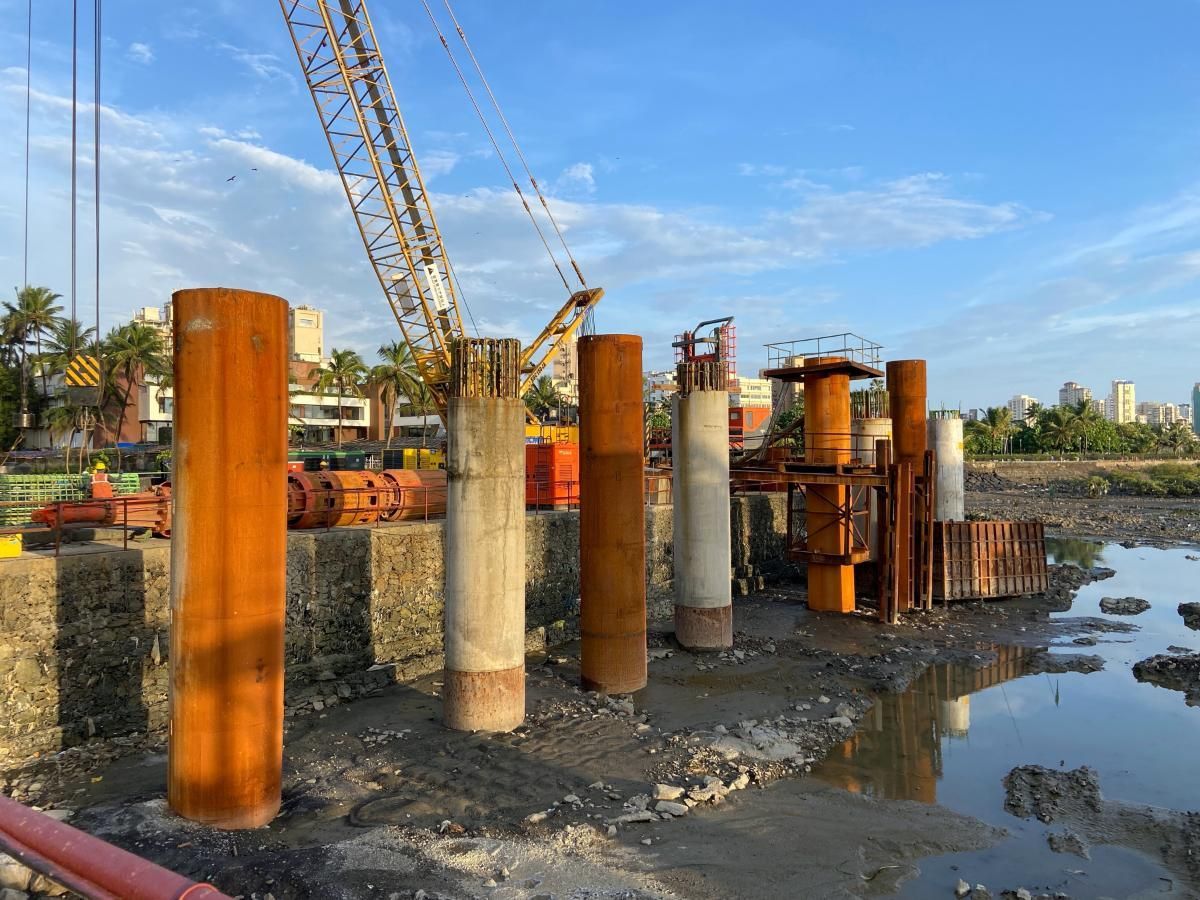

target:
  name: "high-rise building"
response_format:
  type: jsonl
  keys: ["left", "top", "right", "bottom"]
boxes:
{"left": 1109, "top": 380, "right": 1136, "bottom": 423}
{"left": 1138, "top": 402, "right": 1182, "bottom": 428}
{"left": 550, "top": 335, "right": 580, "bottom": 402}
{"left": 1058, "top": 381, "right": 1092, "bottom": 408}
{"left": 1193, "top": 384, "right": 1200, "bottom": 435}
{"left": 1007, "top": 394, "right": 1039, "bottom": 423}
{"left": 132, "top": 303, "right": 174, "bottom": 355}
{"left": 289, "top": 306, "right": 325, "bottom": 362}
{"left": 731, "top": 375, "right": 773, "bottom": 409}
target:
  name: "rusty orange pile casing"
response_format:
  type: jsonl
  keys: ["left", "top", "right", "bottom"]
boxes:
{"left": 168, "top": 287, "right": 288, "bottom": 829}
{"left": 578, "top": 335, "right": 647, "bottom": 694}
{"left": 803, "top": 356, "right": 855, "bottom": 613}
{"left": 30, "top": 485, "right": 173, "bottom": 537}
{"left": 285, "top": 469, "right": 447, "bottom": 527}
{"left": 886, "top": 359, "right": 927, "bottom": 614}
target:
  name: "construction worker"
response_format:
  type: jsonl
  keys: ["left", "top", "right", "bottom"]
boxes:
{"left": 89, "top": 461, "right": 115, "bottom": 499}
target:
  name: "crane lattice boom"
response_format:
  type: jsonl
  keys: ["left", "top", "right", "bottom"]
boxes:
{"left": 280, "top": 0, "right": 602, "bottom": 423}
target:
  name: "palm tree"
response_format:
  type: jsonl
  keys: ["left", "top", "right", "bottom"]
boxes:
{"left": 5, "top": 286, "right": 64, "bottom": 399}
{"left": 369, "top": 341, "right": 422, "bottom": 450}
{"left": 1072, "top": 399, "right": 1103, "bottom": 452}
{"left": 400, "top": 380, "right": 437, "bottom": 447}
{"left": 102, "top": 321, "right": 169, "bottom": 453}
{"left": 314, "top": 348, "right": 368, "bottom": 448}
{"left": 1160, "top": 420, "right": 1196, "bottom": 457}
{"left": 43, "top": 318, "right": 98, "bottom": 374}
{"left": 523, "top": 374, "right": 561, "bottom": 420}
{"left": 981, "top": 406, "right": 1014, "bottom": 453}
{"left": 1041, "top": 405, "right": 1076, "bottom": 452}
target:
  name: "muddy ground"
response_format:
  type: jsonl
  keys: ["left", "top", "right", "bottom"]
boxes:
{"left": 5, "top": 558, "right": 1190, "bottom": 900}
{"left": 2, "top": 486, "right": 1199, "bottom": 899}
{"left": 965, "top": 472, "right": 1200, "bottom": 545}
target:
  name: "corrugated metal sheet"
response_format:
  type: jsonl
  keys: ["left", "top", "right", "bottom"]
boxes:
{"left": 934, "top": 521, "right": 1048, "bottom": 601}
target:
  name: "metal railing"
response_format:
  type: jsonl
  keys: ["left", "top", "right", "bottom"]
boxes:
{"left": 0, "top": 473, "right": 680, "bottom": 559}
{"left": 765, "top": 332, "right": 883, "bottom": 371}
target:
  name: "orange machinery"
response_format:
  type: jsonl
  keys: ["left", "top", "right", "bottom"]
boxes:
{"left": 525, "top": 442, "right": 578, "bottom": 508}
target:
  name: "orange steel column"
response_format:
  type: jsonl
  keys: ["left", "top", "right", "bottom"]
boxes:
{"left": 169, "top": 288, "right": 288, "bottom": 829}
{"left": 886, "top": 359, "right": 927, "bottom": 613}
{"left": 578, "top": 335, "right": 647, "bottom": 694}
{"left": 804, "top": 357, "right": 855, "bottom": 613}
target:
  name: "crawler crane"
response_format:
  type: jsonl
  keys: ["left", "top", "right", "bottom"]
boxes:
{"left": 279, "top": 0, "right": 602, "bottom": 423}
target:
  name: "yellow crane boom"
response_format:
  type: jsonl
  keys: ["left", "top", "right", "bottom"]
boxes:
{"left": 279, "top": 0, "right": 601, "bottom": 423}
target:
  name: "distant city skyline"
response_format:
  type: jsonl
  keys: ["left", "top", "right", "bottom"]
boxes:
{"left": 984, "top": 376, "right": 1195, "bottom": 417}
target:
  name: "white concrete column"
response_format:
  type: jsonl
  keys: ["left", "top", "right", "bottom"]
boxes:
{"left": 444, "top": 339, "right": 525, "bottom": 732}
{"left": 927, "top": 417, "right": 965, "bottom": 521}
{"left": 852, "top": 418, "right": 892, "bottom": 559}
{"left": 673, "top": 368, "right": 732, "bottom": 649}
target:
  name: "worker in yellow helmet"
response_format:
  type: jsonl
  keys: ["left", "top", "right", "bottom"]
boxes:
{"left": 89, "top": 460, "right": 115, "bottom": 499}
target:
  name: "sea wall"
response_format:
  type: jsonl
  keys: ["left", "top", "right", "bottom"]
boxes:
{"left": 0, "top": 495, "right": 790, "bottom": 766}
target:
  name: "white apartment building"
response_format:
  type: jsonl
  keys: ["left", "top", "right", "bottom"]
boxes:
{"left": 1137, "top": 401, "right": 1184, "bottom": 428}
{"left": 644, "top": 369, "right": 677, "bottom": 405}
{"left": 1058, "top": 381, "right": 1092, "bottom": 408}
{"left": 731, "top": 375, "right": 773, "bottom": 409}
{"left": 1007, "top": 394, "right": 1039, "bottom": 423}
{"left": 132, "top": 304, "right": 174, "bottom": 442}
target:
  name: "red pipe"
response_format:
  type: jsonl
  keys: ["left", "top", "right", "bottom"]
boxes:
{"left": 0, "top": 794, "right": 229, "bottom": 900}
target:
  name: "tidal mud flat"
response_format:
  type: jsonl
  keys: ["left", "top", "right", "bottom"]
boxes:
{"left": 3, "top": 537, "right": 1199, "bottom": 898}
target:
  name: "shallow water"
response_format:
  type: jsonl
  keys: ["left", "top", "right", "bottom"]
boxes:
{"left": 811, "top": 541, "right": 1200, "bottom": 898}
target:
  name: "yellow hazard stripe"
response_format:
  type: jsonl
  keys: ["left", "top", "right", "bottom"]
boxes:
{"left": 64, "top": 355, "right": 101, "bottom": 386}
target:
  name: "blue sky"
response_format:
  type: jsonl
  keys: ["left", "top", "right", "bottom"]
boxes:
{"left": 1, "top": 1, "right": 1198, "bottom": 408}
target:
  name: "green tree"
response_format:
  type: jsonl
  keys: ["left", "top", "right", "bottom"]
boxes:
{"left": 523, "top": 374, "right": 561, "bottom": 420}
{"left": 1159, "top": 420, "right": 1197, "bottom": 457}
{"left": 43, "top": 318, "right": 98, "bottom": 374}
{"left": 4, "top": 286, "right": 64, "bottom": 400}
{"left": 399, "top": 380, "right": 438, "bottom": 447}
{"left": 1040, "top": 405, "right": 1076, "bottom": 452}
{"left": 369, "top": 341, "right": 422, "bottom": 450}
{"left": 1071, "top": 399, "right": 1103, "bottom": 452}
{"left": 966, "top": 406, "right": 1014, "bottom": 454}
{"left": 1116, "top": 422, "right": 1157, "bottom": 454}
{"left": 315, "top": 348, "right": 368, "bottom": 448}
{"left": 102, "top": 321, "right": 169, "bottom": 452}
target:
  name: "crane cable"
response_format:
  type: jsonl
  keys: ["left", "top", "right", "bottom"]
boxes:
{"left": 93, "top": 0, "right": 102, "bottom": 375}
{"left": 417, "top": 0, "right": 572, "bottom": 294}
{"left": 440, "top": 0, "right": 588, "bottom": 292}
{"left": 70, "top": 0, "right": 78, "bottom": 340}
{"left": 22, "top": 0, "right": 31, "bottom": 289}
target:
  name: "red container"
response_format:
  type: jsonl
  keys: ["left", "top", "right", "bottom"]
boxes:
{"left": 525, "top": 442, "right": 578, "bottom": 508}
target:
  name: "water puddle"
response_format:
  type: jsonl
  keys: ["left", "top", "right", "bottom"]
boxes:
{"left": 811, "top": 540, "right": 1200, "bottom": 897}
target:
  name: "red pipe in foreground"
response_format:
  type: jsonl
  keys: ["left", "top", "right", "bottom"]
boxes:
{"left": 0, "top": 794, "right": 229, "bottom": 900}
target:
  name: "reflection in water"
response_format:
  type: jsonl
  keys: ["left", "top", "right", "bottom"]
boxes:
{"left": 1045, "top": 537, "right": 1106, "bottom": 568}
{"left": 816, "top": 645, "right": 1040, "bottom": 803}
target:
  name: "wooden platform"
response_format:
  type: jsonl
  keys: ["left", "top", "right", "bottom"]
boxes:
{"left": 761, "top": 359, "right": 884, "bottom": 382}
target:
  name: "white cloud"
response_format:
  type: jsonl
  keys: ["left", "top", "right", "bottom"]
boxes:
{"left": 0, "top": 71, "right": 1042, "bottom": 374}
{"left": 554, "top": 162, "right": 596, "bottom": 195}
{"left": 215, "top": 43, "right": 294, "bottom": 83}
{"left": 127, "top": 43, "right": 155, "bottom": 65}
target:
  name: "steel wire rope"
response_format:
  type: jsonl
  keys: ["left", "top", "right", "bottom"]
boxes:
{"left": 441, "top": 0, "right": 588, "bottom": 292}
{"left": 22, "top": 0, "right": 32, "bottom": 289}
{"left": 70, "top": 0, "right": 78, "bottom": 337}
{"left": 416, "top": 0, "right": 573, "bottom": 296}
{"left": 93, "top": 0, "right": 102, "bottom": 372}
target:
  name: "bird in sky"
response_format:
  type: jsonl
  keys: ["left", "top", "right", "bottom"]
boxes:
{"left": 226, "top": 175, "right": 237, "bottom": 182}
